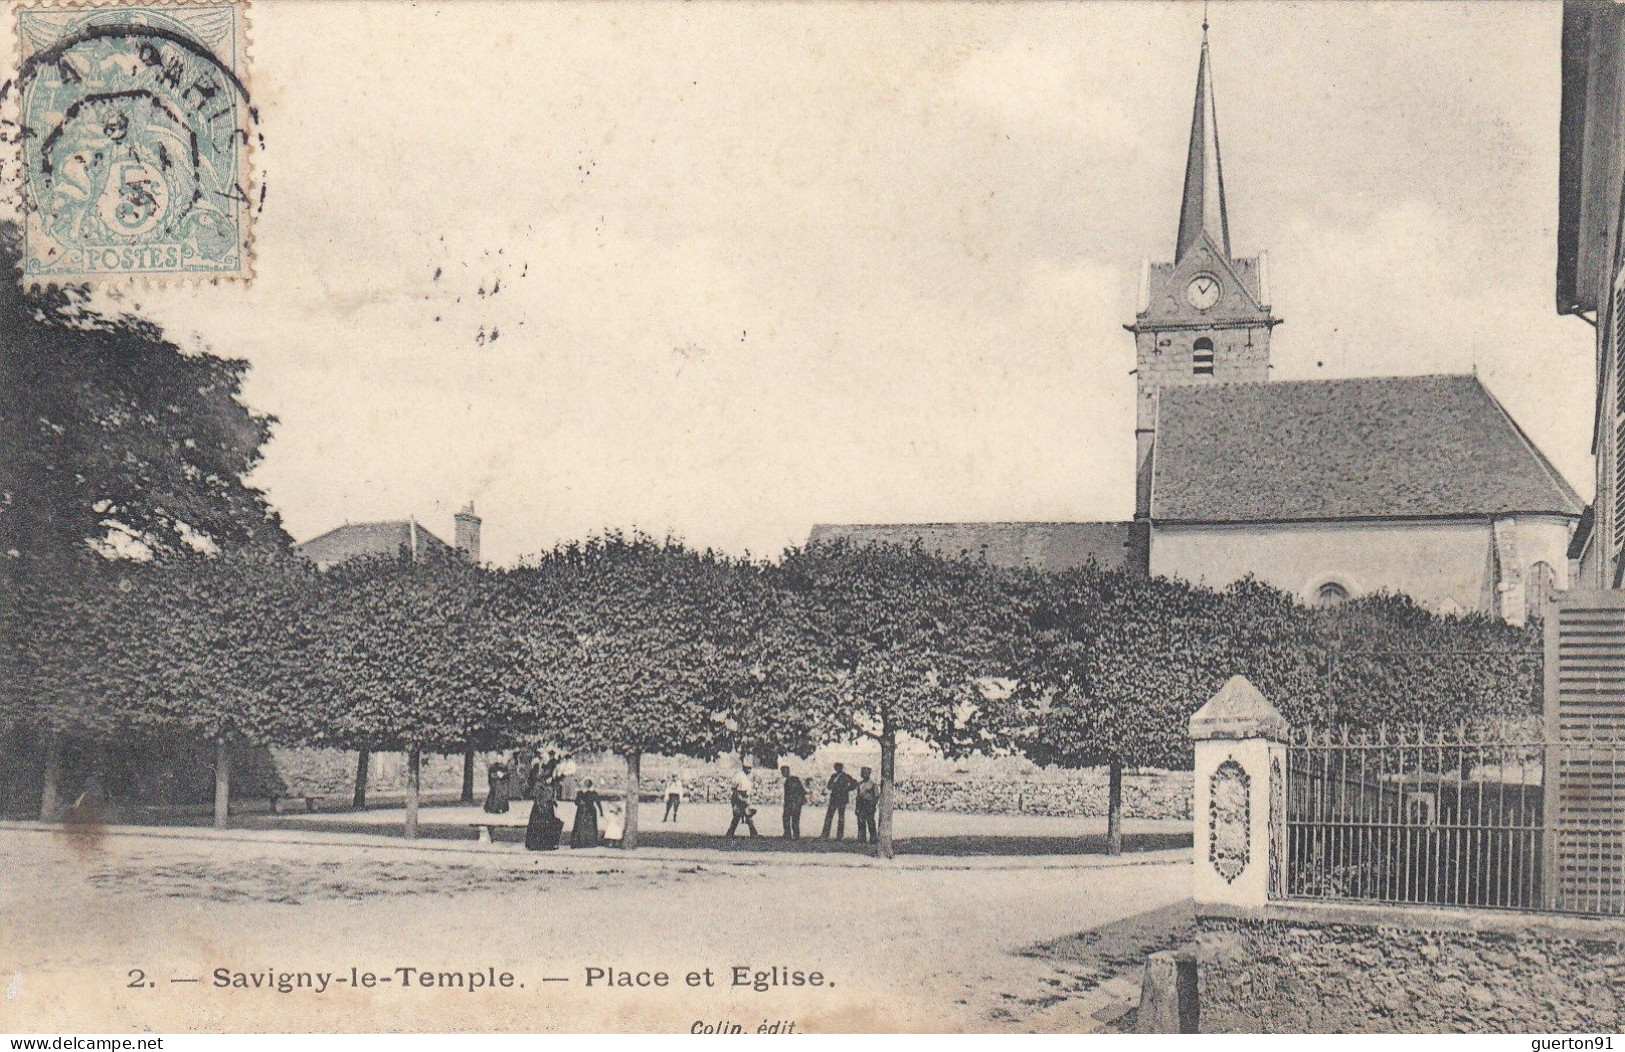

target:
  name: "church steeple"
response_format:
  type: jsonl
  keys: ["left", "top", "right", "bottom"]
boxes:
{"left": 1176, "top": 18, "right": 1230, "bottom": 262}
{"left": 1124, "top": 12, "right": 1280, "bottom": 576}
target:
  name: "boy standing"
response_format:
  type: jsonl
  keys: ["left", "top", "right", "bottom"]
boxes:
{"left": 662, "top": 774, "right": 684, "bottom": 822}
{"left": 854, "top": 767, "right": 879, "bottom": 844}
{"left": 780, "top": 766, "right": 806, "bottom": 840}
{"left": 726, "top": 763, "right": 759, "bottom": 838}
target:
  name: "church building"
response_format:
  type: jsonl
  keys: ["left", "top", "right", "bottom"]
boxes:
{"left": 813, "top": 23, "right": 1583, "bottom": 625}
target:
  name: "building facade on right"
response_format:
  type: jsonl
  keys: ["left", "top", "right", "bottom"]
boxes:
{"left": 1558, "top": 0, "right": 1625, "bottom": 586}
{"left": 1550, "top": 0, "right": 1625, "bottom": 918}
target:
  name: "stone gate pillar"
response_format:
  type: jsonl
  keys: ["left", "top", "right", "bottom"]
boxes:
{"left": 1189, "top": 675, "right": 1289, "bottom": 908}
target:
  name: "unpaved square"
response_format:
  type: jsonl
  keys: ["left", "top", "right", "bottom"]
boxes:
{"left": 0, "top": 825, "right": 1189, "bottom": 1033}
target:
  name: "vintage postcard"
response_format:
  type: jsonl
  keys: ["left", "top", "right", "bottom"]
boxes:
{"left": 1, "top": 0, "right": 1622, "bottom": 1040}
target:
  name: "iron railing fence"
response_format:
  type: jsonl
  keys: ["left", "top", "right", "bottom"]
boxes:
{"left": 1284, "top": 723, "right": 1625, "bottom": 916}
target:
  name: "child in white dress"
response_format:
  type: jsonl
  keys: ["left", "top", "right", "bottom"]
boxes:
{"left": 601, "top": 802, "right": 625, "bottom": 846}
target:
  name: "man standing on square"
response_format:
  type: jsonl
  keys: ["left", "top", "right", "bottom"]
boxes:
{"left": 821, "top": 762, "right": 857, "bottom": 840}
{"left": 854, "top": 767, "right": 880, "bottom": 844}
{"left": 780, "top": 765, "right": 806, "bottom": 840}
{"left": 726, "top": 762, "right": 759, "bottom": 838}
{"left": 662, "top": 773, "right": 684, "bottom": 822}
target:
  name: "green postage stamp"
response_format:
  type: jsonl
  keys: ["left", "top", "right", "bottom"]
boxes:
{"left": 14, "top": 1, "right": 255, "bottom": 283}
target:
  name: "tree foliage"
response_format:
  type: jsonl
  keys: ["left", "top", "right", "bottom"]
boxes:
{"left": 115, "top": 554, "right": 324, "bottom": 745}
{"left": 1313, "top": 591, "right": 1541, "bottom": 729}
{"left": 507, "top": 534, "right": 739, "bottom": 760}
{"left": 778, "top": 541, "right": 1028, "bottom": 752}
{"left": 2, "top": 531, "right": 1544, "bottom": 842}
{"left": 1013, "top": 565, "right": 1541, "bottom": 774}
{"left": 0, "top": 561, "right": 134, "bottom": 739}
{"left": 299, "top": 550, "right": 534, "bottom": 752}
{"left": 776, "top": 540, "right": 1032, "bottom": 856}
{"left": 0, "top": 222, "right": 286, "bottom": 568}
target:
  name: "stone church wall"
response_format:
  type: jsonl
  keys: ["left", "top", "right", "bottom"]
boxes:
{"left": 1151, "top": 518, "right": 1496, "bottom": 614}
{"left": 1498, "top": 513, "right": 1574, "bottom": 621}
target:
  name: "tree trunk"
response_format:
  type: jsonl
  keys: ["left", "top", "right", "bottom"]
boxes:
{"left": 621, "top": 750, "right": 641, "bottom": 850}
{"left": 38, "top": 732, "right": 62, "bottom": 821}
{"left": 1107, "top": 758, "right": 1124, "bottom": 857}
{"left": 877, "top": 731, "right": 897, "bottom": 860}
{"left": 404, "top": 745, "right": 421, "bottom": 840}
{"left": 213, "top": 740, "right": 232, "bottom": 830}
{"left": 74, "top": 738, "right": 108, "bottom": 820}
{"left": 460, "top": 749, "right": 476, "bottom": 805}
{"left": 352, "top": 748, "right": 370, "bottom": 810}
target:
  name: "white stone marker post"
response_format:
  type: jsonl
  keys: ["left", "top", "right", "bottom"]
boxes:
{"left": 1188, "top": 675, "right": 1290, "bottom": 909}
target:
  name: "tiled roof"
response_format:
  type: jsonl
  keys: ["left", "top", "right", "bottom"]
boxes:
{"left": 293, "top": 520, "right": 452, "bottom": 567}
{"left": 806, "top": 522, "right": 1132, "bottom": 573}
{"left": 1151, "top": 374, "right": 1585, "bottom": 523}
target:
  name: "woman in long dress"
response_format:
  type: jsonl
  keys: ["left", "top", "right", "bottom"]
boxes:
{"left": 570, "top": 778, "right": 604, "bottom": 847}
{"left": 483, "top": 761, "right": 511, "bottom": 814}
{"left": 534, "top": 751, "right": 560, "bottom": 799}
{"left": 525, "top": 791, "right": 562, "bottom": 851}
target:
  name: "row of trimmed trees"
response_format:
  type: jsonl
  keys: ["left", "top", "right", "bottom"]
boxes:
{"left": 0, "top": 534, "right": 1541, "bottom": 857}
{"left": 0, "top": 221, "right": 1544, "bottom": 858}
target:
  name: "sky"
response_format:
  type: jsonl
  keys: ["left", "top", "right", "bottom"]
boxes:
{"left": 21, "top": 1, "right": 1596, "bottom": 565}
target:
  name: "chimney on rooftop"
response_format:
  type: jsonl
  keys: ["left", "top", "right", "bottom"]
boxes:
{"left": 454, "top": 502, "right": 482, "bottom": 565}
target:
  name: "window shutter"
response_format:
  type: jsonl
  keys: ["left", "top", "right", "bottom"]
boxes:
{"left": 1612, "top": 275, "right": 1625, "bottom": 568}
{"left": 1544, "top": 593, "right": 1625, "bottom": 912}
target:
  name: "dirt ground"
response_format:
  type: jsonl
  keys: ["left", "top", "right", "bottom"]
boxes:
{"left": 0, "top": 819, "right": 1191, "bottom": 1034}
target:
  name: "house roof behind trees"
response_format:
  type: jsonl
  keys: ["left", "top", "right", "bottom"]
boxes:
{"left": 293, "top": 520, "right": 452, "bottom": 569}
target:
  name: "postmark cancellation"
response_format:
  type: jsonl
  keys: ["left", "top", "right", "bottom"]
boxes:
{"left": 12, "top": 0, "right": 255, "bottom": 284}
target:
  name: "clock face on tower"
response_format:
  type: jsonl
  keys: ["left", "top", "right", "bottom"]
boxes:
{"left": 1186, "top": 274, "right": 1221, "bottom": 311}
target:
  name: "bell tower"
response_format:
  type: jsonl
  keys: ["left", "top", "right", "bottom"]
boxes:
{"left": 1126, "top": 18, "right": 1280, "bottom": 571}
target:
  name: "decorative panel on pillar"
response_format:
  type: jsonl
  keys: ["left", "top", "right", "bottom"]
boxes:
{"left": 1189, "top": 675, "right": 1290, "bottom": 909}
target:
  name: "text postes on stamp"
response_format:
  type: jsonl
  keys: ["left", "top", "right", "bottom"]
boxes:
{"left": 15, "top": 2, "right": 254, "bottom": 284}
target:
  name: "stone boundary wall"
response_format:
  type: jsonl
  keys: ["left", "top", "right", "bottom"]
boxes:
{"left": 268, "top": 748, "right": 1193, "bottom": 819}
{"left": 651, "top": 771, "right": 1193, "bottom": 819}
{"left": 270, "top": 749, "right": 469, "bottom": 799}
{"left": 1196, "top": 909, "right": 1625, "bottom": 1033}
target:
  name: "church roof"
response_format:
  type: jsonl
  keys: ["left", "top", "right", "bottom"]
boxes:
{"left": 806, "top": 521, "right": 1132, "bottom": 573}
{"left": 1176, "top": 23, "right": 1230, "bottom": 263}
{"left": 1151, "top": 374, "right": 1585, "bottom": 524}
{"left": 293, "top": 520, "right": 452, "bottom": 567}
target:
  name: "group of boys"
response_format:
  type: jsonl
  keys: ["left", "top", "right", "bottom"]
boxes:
{"left": 726, "top": 761, "right": 881, "bottom": 844}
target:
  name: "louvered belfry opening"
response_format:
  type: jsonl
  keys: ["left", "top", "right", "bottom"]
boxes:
{"left": 1192, "top": 337, "right": 1216, "bottom": 376}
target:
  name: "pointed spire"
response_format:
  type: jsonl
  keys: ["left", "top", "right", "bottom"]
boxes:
{"left": 1176, "top": 16, "right": 1231, "bottom": 262}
